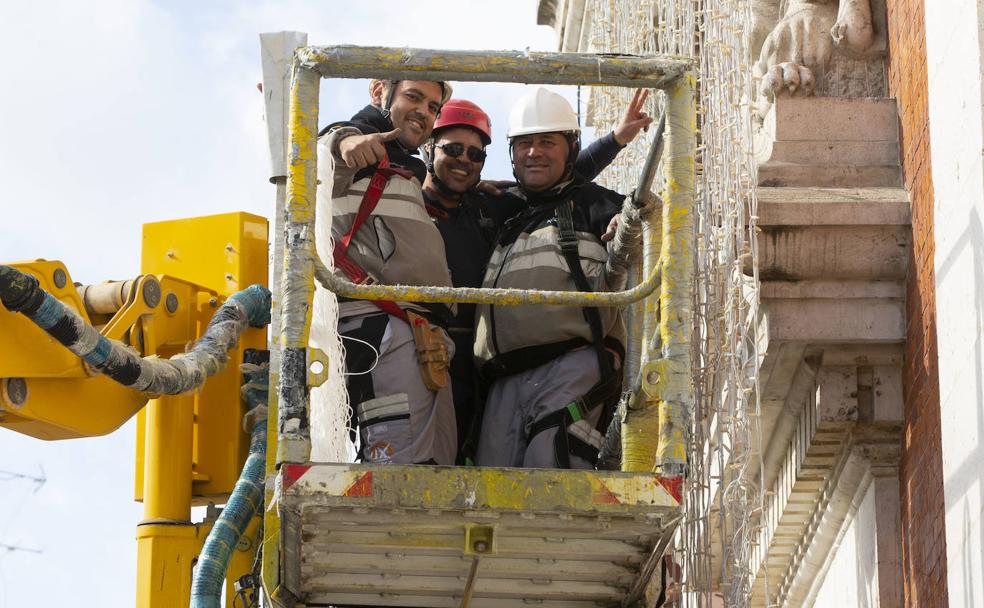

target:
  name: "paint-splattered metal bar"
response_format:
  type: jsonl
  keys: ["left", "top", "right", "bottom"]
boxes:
{"left": 298, "top": 45, "right": 692, "bottom": 88}
{"left": 312, "top": 254, "right": 661, "bottom": 308}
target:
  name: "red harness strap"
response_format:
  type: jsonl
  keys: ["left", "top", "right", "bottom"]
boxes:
{"left": 424, "top": 201, "right": 449, "bottom": 220}
{"left": 332, "top": 154, "right": 414, "bottom": 322}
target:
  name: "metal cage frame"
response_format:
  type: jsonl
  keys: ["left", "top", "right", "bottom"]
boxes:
{"left": 263, "top": 44, "right": 697, "bottom": 607}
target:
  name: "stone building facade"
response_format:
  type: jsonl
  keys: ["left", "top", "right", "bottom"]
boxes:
{"left": 538, "top": 0, "right": 984, "bottom": 605}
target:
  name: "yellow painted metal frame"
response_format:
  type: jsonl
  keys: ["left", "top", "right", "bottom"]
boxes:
{"left": 0, "top": 260, "right": 150, "bottom": 439}
{"left": 263, "top": 45, "right": 697, "bottom": 604}
{"left": 135, "top": 212, "right": 270, "bottom": 502}
{"left": 654, "top": 77, "right": 697, "bottom": 474}
{"left": 286, "top": 463, "right": 680, "bottom": 512}
{"left": 0, "top": 213, "right": 269, "bottom": 608}
{"left": 135, "top": 212, "right": 269, "bottom": 608}
{"left": 624, "top": 76, "right": 697, "bottom": 475}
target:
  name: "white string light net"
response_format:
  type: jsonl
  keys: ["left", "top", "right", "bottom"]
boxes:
{"left": 587, "top": 0, "right": 766, "bottom": 605}
{"left": 310, "top": 187, "right": 357, "bottom": 463}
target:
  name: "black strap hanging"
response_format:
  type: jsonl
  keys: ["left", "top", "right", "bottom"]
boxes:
{"left": 555, "top": 200, "right": 610, "bottom": 378}
{"left": 539, "top": 200, "right": 622, "bottom": 467}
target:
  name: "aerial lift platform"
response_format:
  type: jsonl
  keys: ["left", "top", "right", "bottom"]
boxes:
{"left": 0, "top": 33, "right": 696, "bottom": 608}
{"left": 260, "top": 37, "right": 696, "bottom": 607}
{"left": 279, "top": 464, "right": 678, "bottom": 606}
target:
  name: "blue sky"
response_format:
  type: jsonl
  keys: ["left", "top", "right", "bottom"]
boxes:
{"left": 0, "top": 1, "right": 601, "bottom": 605}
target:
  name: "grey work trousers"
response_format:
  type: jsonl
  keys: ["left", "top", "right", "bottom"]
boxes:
{"left": 339, "top": 312, "right": 457, "bottom": 466}
{"left": 476, "top": 348, "right": 605, "bottom": 469}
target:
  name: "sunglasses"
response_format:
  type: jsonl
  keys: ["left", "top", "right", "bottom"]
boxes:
{"left": 434, "top": 142, "right": 487, "bottom": 163}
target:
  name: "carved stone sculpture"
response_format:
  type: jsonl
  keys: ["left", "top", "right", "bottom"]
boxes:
{"left": 752, "top": 0, "right": 887, "bottom": 116}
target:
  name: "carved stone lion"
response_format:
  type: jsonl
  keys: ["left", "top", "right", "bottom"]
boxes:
{"left": 751, "top": 0, "right": 887, "bottom": 115}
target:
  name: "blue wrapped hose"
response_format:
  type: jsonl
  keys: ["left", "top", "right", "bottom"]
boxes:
{"left": 0, "top": 264, "right": 270, "bottom": 394}
{"left": 190, "top": 357, "right": 268, "bottom": 608}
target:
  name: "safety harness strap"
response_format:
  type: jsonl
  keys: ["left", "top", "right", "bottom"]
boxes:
{"left": 527, "top": 370, "right": 621, "bottom": 467}
{"left": 547, "top": 200, "right": 622, "bottom": 467}
{"left": 528, "top": 407, "right": 594, "bottom": 468}
{"left": 332, "top": 154, "right": 414, "bottom": 322}
{"left": 555, "top": 201, "right": 610, "bottom": 376}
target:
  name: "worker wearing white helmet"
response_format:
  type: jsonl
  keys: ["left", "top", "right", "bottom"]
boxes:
{"left": 473, "top": 87, "right": 632, "bottom": 470}
{"left": 420, "top": 92, "right": 653, "bottom": 464}
{"left": 312, "top": 78, "right": 458, "bottom": 466}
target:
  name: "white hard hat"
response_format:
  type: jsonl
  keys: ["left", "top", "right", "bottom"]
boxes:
{"left": 507, "top": 87, "right": 580, "bottom": 139}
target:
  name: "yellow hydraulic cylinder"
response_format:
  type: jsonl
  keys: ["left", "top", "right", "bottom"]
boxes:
{"left": 141, "top": 394, "right": 194, "bottom": 522}
{"left": 136, "top": 516, "right": 261, "bottom": 608}
{"left": 137, "top": 390, "right": 196, "bottom": 608}
{"left": 136, "top": 524, "right": 203, "bottom": 608}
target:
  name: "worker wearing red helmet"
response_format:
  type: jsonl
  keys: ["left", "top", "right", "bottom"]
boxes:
{"left": 419, "top": 100, "right": 503, "bottom": 462}
{"left": 424, "top": 99, "right": 493, "bottom": 197}
{"left": 421, "top": 93, "right": 653, "bottom": 463}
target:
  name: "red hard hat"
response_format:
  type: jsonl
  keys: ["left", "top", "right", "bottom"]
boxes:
{"left": 433, "top": 99, "right": 492, "bottom": 145}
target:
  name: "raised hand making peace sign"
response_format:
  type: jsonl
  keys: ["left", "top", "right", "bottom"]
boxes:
{"left": 613, "top": 88, "right": 654, "bottom": 146}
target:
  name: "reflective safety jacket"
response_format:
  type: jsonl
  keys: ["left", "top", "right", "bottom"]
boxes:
{"left": 316, "top": 106, "right": 454, "bottom": 322}
{"left": 473, "top": 177, "right": 626, "bottom": 378}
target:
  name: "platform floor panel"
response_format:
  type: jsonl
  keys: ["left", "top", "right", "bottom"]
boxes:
{"left": 280, "top": 464, "right": 679, "bottom": 607}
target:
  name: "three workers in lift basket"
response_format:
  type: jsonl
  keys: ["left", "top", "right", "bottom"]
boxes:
{"left": 315, "top": 77, "right": 652, "bottom": 469}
